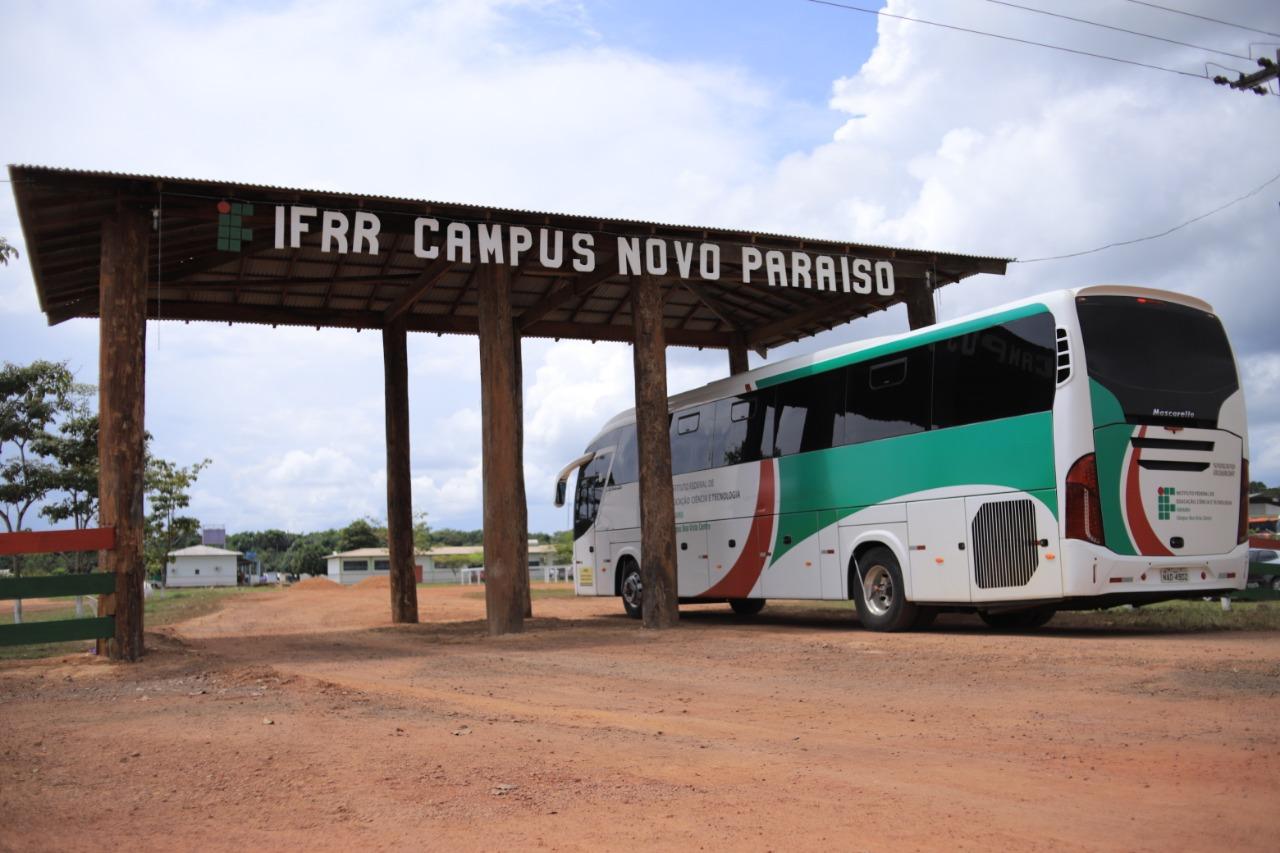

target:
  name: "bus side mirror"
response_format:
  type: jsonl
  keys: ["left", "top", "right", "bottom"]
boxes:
{"left": 555, "top": 480, "right": 567, "bottom": 508}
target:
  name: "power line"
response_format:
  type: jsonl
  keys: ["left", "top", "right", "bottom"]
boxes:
{"left": 1122, "top": 0, "right": 1280, "bottom": 40}
{"left": 985, "top": 0, "right": 1253, "bottom": 62}
{"left": 805, "top": 0, "right": 1207, "bottom": 80}
{"left": 1015, "top": 170, "right": 1280, "bottom": 263}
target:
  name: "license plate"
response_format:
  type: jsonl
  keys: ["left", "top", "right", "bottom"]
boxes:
{"left": 1161, "top": 568, "right": 1190, "bottom": 584}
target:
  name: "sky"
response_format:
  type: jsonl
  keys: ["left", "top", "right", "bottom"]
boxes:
{"left": 2, "top": 0, "right": 1278, "bottom": 537}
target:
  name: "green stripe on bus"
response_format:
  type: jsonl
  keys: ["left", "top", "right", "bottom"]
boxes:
{"left": 756, "top": 303, "right": 1051, "bottom": 389}
{"left": 0, "top": 616, "right": 114, "bottom": 647}
{"left": 0, "top": 573, "right": 116, "bottom": 601}
{"left": 771, "top": 410, "right": 1056, "bottom": 561}
{"left": 1090, "top": 380, "right": 1137, "bottom": 555}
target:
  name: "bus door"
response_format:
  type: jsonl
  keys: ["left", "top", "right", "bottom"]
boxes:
{"left": 964, "top": 492, "right": 1062, "bottom": 601}
{"left": 675, "top": 525, "right": 709, "bottom": 595}
{"left": 905, "top": 498, "right": 972, "bottom": 602}
{"left": 571, "top": 449, "right": 613, "bottom": 594}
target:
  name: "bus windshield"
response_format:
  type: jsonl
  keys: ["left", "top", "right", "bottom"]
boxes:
{"left": 1076, "top": 295, "right": 1238, "bottom": 428}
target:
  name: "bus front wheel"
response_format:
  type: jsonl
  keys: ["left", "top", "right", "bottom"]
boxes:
{"left": 620, "top": 562, "right": 643, "bottom": 619}
{"left": 853, "top": 547, "right": 918, "bottom": 632}
{"left": 729, "top": 598, "right": 765, "bottom": 617}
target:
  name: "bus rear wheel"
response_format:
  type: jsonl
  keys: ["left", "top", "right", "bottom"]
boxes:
{"left": 853, "top": 547, "right": 918, "bottom": 632}
{"left": 729, "top": 598, "right": 765, "bottom": 616}
{"left": 620, "top": 562, "right": 643, "bottom": 619}
{"left": 979, "top": 605, "right": 1056, "bottom": 631}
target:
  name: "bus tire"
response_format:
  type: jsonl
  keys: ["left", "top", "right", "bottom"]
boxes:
{"left": 853, "top": 546, "right": 918, "bottom": 632}
{"left": 620, "top": 561, "right": 643, "bottom": 619}
{"left": 729, "top": 598, "right": 765, "bottom": 617}
{"left": 979, "top": 605, "right": 1056, "bottom": 631}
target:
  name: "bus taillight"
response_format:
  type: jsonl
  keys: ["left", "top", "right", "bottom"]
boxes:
{"left": 1066, "top": 453, "right": 1105, "bottom": 546}
{"left": 1239, "top": 458, "right": 1249, "bottom": 544}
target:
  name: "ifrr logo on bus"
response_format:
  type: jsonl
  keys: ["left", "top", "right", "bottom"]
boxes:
{"left": 1156, "top": 486, "right": 1178, "bottom": 520}
{"left": 216, "top": 200, "right": 253, "bottom": 252}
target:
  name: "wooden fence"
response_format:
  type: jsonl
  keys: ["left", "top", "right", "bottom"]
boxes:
{"left": 0, "top": 528, "right": 116, "bottom": 647}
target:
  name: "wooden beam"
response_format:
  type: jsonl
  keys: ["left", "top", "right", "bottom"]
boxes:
{"left": 680, "top": 280, "right": 743, "bottom": 332}
{"left": 517, "top": 259, "right": 617, "bottom": 331}
{"left": 745, "top": 296, "right": 868, "bottom": 347}
{"left": 905, "top": 274, "right": 936, "bottom": 330}
{"left": 382, "top": 255, "right": 454, "bottom": 322}
{"left": 630, "top": 275, "right": 679, "bottom": 629}
{"left": 97, "top": 204, "right": 149, "bottom": 661}
{"left": 476, "top": 264, "right": 526, "bottom": 635}
{"left": 728, "top": 334, "right": 750, "bottom": 375}
{"left": 382, "top": 314, "right": 419, "bottom": 624}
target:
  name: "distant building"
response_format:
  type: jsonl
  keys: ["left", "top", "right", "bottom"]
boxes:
{"left": 323, "top": 542, "right": 561, "bottom": 584}
{"left": 166, "top": 544, "right": 247, "bottom": 588}
{"left": 1249, "top": 494, "right": 1280, "bottom": 520}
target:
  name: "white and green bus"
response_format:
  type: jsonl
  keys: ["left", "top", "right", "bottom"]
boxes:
{"left": 555, "top": 286, "right": 1250, "bottom": 631}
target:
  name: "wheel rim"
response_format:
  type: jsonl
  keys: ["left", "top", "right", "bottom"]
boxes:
{"left": 862, "top": 564, "right": 894, "bottom": 616}
{"left": 622, "top": 570, "right": 642, "bottom": 610}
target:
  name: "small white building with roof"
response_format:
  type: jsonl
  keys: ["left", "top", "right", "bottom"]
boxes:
{"left": 323, "top": 542, "right": 563, "bottom": 584}
{"left": 166, "top": 544, "right": 245, "bottom": 588}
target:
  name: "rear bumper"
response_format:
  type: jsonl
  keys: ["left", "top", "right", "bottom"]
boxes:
{"left": 1061, "top": 540, "right": 1249, "bottom": 598}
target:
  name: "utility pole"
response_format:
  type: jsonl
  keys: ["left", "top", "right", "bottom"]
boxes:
{"left": 1213, "top": 51, "right": 1279, "bottom": 96}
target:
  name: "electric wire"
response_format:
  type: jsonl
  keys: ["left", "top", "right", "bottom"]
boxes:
{"left": 805, "top": 0, "right": 1208, "bottom": 79}
{"left": 1015, "top": 170, "right": 1280, "bottom": 263}
{"left": 1122, "top": 0, "right": 1280, "bottom": 39}
{"left": 985, "top": 0, "right": 1252, "bottom": 61}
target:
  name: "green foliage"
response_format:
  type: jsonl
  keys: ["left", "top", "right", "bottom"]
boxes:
{"left": 551, "top": 529, "right": 573, "bottom": 564}
{"left": 0, "top": 361, "right": 77, "bottom": 576}
{"left": 227, "top": 529, "right": 298, "bottom": 575}
{"left": 337, "top": 518, "right": 384, "bottom": 552}
{"left": 430, "top": 527, "right": 484, "bottom": 547}
{"left": 143, "top": 456, "right": 212, "bottom": 577}
{"left": 0, "top": 236, "right": 17, "bottom": 266}
{"left": 284, "top": 531, "right": 338, "bottom": 576}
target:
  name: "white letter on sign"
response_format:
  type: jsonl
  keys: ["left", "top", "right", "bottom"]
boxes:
{"left": 874, "top": 261, "right": 895, "bottom": 295}
{"left": 274, "top": 205, "right": 286, "bottom": 249}
{"left": 414, "top": 217, "right": 439, "bottom": 260}
{"left": 509, "top": 226, "right": 532, "bottom": 267}
{"left": 446, "top": 222, "right": 471, "bottom": 263}
{"left": 741, "top": 247, "right": 762, "bottom": 283}
{"left": 851, "top": 258, "right": 873, "bottom": 294}
{"left": 477, "top": 224, "right": 504, "bottom": 264}
{"left": 353, "top": 212, "right": 380, "bottom": 255}
{"left": 289, "top": 206, "right": 316, "bottom": 249}
{"left": 617, "top": 237, "right": 642, "bottom": 276}
{"left": 572, "top": 233, "right": 595, "bottom": 272}
{"left": 321, "top": 211, "right": 349, "bottom": 254}
{"left": 645, "top": 238, "right": 668, "bottom": 275}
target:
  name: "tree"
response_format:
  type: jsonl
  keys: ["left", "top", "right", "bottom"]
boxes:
{"left": 337, "top": 518, "right": 383, "bottom": 552}
{"left": 37, "top": 407, "right": 100, "bottom": 574}
{"left": 283, "top": 531, "right": 338, "bottom": 577}
{"left": 0, "top": 362, "right": 75, "bottom": 567}
{"left": 551, "top": 529, "right": 573, "bottom": 565}
{"left": 228, "top": 529, "right": 299, "bottom": 576}
{"left": 144, "top": 456, "right": 211, "bottom": 578}
{"left": 0, "top": 236, "right": 17, "bottom": 266}
{"left": 412, "top": 511, "right": 431, "bottom": 552}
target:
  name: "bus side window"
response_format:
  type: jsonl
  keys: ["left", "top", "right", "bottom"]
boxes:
{"left": 670, "top": 405, "right": 714, "bottom": 474}
{"left": 712, "top": 393, "right": 771, "bottom": 466}
{"left": 609, "top": 425, "right": 639, "bottom": 485}
{"left": 774, "top": 371, "right": 845, "bottom": 457}
{"left": 845, "top": 346, "right": 931, "bottom": 444}
{"left": 932, "top": 313, "right": 1056, "bottom": 429}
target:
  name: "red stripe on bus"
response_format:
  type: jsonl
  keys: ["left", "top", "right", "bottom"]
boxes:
{"left": 703, "top": 459, "right": 776, "bottom": 599}
{"left": 1124, "top": 427, "right": 1172, "bottom": 557}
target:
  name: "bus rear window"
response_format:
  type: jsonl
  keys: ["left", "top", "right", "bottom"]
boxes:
{"left": 1076, "top": 295, "right": 1238, "bottom": 427}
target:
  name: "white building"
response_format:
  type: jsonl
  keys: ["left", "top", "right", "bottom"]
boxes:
{"left": 322, "top": 543, "right": 563, "bottom": 584}
{"left": 166, "top": 545, "right": 245, "bottom": 588}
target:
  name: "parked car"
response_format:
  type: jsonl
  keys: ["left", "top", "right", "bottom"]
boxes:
{"left": 1247, "top": 548, "right": 1280, "bottom": 590}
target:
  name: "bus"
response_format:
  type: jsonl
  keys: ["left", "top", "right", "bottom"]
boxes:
{"left": 554, "top": 286, "right": 1250, "bottom": 631}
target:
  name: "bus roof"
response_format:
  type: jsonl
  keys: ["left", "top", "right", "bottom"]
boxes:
{"left": 592, "top": 284, "right": 1216, "bottom": 438}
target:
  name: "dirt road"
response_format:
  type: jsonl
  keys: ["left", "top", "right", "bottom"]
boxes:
{"left": 2, "top": 582, "right": 1277, "bottom": 851}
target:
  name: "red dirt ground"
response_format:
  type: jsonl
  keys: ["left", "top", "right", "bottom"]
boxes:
{"left": 1, "top": 583, "right": 1277, "bottom": 851}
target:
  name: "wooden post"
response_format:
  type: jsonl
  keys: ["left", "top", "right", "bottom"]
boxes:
{"left": 477, "top": 264, "right": 526, "bottom": 635}
{"left": 630, "top": 275, "right": 679, "bottom": 628}
{"left": 97, "top": 204, "right": 148, "bottom": 661}
{"left": 513, "top": 330, "right": 531, "bottom": 618}
{"left": 905, "top": 276, "right": 937, "bottom": 330}
{"left": 382, "top": 314, "right": 419, "bottom": 623}
{"left": 728, "top": 335, "right": 749, "bottom": 376}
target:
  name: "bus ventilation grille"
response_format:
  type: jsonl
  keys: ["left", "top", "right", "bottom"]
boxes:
{"left": 971, "top": 499, "right": 1039, "bottom": 589}
{"left": 1055, "top": 327, "right": 1072, "bottom": 385}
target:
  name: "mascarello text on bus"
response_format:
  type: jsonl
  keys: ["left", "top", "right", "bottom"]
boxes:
{"left": 554, "top": 285, "right": 1250, "bottom": 631}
